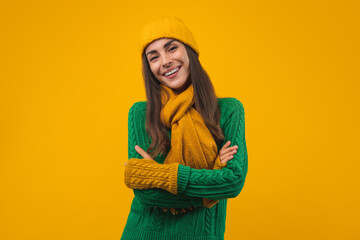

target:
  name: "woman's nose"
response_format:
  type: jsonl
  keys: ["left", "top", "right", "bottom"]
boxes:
{"left": 161, "top": 54, "right": 172, "bottom": 67}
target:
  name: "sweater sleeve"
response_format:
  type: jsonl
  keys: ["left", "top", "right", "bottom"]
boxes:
{"left": 177, "top": 98, "right": 248, "bottom": 200}
{"left": 125, "top": 102, "right": 204, "bottom": 208}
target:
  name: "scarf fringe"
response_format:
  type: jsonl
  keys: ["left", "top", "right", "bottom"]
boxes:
{"left": 154, "top": 206, "right": 201, "bottom": 215}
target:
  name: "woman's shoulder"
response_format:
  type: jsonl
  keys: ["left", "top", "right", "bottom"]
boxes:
{"left": 217, "top": 98, "right": 245, "bottom": 130}
{"left": 217, "top": 97, "right": 245, "bottom": 113}
{"left": 128, "top": 101, "right": 147, "bottom": 116}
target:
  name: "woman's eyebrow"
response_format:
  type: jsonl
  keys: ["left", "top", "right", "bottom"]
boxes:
{"left": 146, "top": 39, "right": 177, "bottom": 56}
{"left": 163, "top": 39, "right": 177, "bottom": 48}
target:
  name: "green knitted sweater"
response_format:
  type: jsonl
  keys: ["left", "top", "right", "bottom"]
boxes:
{"left": 121, "top": 98, "right": 248, "bottom": 240}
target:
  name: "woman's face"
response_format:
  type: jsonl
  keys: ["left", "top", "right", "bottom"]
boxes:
{"left": 145, "top": 38, "right": 190, "bottom": 93}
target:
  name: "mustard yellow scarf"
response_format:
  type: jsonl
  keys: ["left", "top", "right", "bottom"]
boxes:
{"left": 160, "top": 83, "right": 225, "bottom": 208}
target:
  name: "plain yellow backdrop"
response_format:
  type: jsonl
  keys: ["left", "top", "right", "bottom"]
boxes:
{"left": 1, "top": 0, "right": 359, "bottom": 239}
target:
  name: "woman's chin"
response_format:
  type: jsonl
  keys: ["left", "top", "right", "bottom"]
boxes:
{"left": 165, "top": 82, "right": 184, "bottom": 91}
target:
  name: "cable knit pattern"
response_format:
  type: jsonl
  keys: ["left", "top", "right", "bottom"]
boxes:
{"left": 121, "top": 97, "right": 248, "bottom": 240}
{"left": 125, "top": 158, "right": 179, "bottom": 194}
{"left": 150, "top": 206, "right": 165, "bottom": 231}
{"left": 205, "top": 207, "right": 215, "bottom": 235}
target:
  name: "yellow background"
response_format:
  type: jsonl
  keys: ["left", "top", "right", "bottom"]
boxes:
{"left": 1, "top": 0, "right": 359, "bottom": 239}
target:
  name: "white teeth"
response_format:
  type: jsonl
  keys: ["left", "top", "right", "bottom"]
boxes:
{"left": 165, "top": 67, "right": 179, "bottom": 76}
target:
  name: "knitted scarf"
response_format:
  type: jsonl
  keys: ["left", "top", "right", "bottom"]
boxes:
{"left": 160, "top": 83, "right": 225, "bottom": 210}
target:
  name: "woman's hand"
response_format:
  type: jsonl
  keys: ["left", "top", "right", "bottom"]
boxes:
{"left": 125, "top": 145, "right": 153, "bottom": 166}
{"left": 125, "top": 143, "right": 237, "bottom": 166}
{"left": 219, "top": 141, "right": 238, "bottom": 164}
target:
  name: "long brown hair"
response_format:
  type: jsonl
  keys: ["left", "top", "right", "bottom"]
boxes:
{"left": 142, "top": 41, "right": 225, "bottom": 159}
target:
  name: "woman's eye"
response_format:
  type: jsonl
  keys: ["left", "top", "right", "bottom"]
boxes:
{"left": 169, "top": 46, "right": 178, "bottom": 52}
{"left": 150, "top": 56, "right": 158, "bottom": 61}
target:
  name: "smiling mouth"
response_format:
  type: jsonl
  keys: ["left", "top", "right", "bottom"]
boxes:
{"left": 163, "top": 65, "right": 181, "bottom": 76}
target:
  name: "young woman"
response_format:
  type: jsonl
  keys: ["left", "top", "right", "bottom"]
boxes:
{"left": 121, "top": 16, "right": 248, "bottom": 240}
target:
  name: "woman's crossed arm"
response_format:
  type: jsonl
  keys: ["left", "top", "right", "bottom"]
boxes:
{"left": 124, "top": 99, "right": 248, "bottom": 207}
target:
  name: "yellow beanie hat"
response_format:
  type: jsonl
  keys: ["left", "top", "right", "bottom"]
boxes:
{"left": 139, "top": 16, "right": 199, "bottom": 57}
